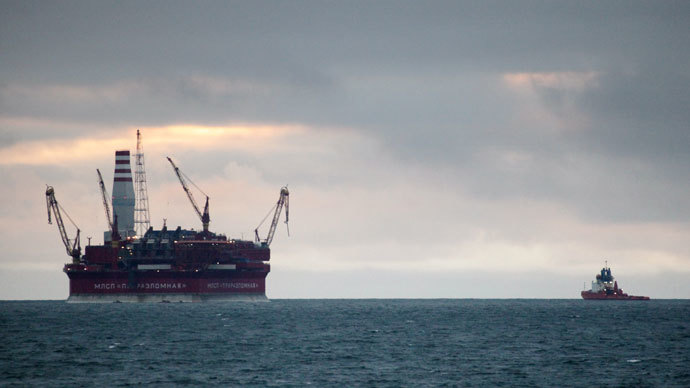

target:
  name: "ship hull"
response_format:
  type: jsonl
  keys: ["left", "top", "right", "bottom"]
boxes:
{"left": 65, "top": 269, "right": 268, "bottom": 303}
{"left": 581, "top": 291, "right": 649, "bottom": 300}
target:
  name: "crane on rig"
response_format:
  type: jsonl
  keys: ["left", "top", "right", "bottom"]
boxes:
{"left": 255, "top": 186, "right": 290, "bottom": 247}
{"left": 96, "top": 169, "right": 121, "bottom": 244}
{"left": 45, "top": 186, "right": 81, "bottom": 263}
{"left": 166, "top": 157, "right": 210, "bottom": 233}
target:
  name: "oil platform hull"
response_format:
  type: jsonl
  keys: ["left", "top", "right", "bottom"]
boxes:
{"left": 65, "top": 265, "right": 268, "bottom": 303}
{"left": 63, "top": 236, "right": 272, "bottom": 303}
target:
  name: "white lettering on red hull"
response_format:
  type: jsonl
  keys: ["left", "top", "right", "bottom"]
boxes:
{"left": 207, "top": 282, "right": 258, "bottom": 289}
{"left": 94, "top": 283, "right": 120, "bottom": 290}
{"left": 92, "top": 282, "right": 188, "bottom": 290}
{"left": 138, "top": 282, "right": 187, "bottom": 290}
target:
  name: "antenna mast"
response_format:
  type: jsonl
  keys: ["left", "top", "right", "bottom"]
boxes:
{"left": 134, "top": 129, "right": 151, "bottom": 236}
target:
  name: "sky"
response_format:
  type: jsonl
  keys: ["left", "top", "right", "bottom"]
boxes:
{"left": 1, "top": 0, "right": 689, "bottom": 299}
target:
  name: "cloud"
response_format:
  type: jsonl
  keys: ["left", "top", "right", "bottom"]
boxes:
{"left": 2, "top": 76, "right": 285, "bottom": 105}
{"left": 0, "top": 124, "right": 304, "bottom": 166}
{"left": 503, "top": 71, "right": 600, "bottom": 91}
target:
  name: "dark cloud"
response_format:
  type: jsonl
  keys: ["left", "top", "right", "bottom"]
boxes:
{"left": 3, "top": 1, "right": 687, "bottom": 78}
{"left": 576, "top": 67, "right": 690, "bottom": 157}
{"left": 3, "top": 1, "right": 689, "bottom": 223}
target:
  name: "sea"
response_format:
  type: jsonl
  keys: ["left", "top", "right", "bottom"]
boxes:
{"left": 1, "top": 299, "right": 689, "bottom": 387}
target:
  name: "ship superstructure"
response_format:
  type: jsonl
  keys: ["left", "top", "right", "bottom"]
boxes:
{"left": 47, "top": 132, "right": 289, "bottom": 303}
{"left": 581, "top": 264, "right": 649, "bottom": 300}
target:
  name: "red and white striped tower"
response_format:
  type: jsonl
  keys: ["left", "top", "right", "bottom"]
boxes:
{"left": 112, "top": 150, "right": 136, "bottom": 238}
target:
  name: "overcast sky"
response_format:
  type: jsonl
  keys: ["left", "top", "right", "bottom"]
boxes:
{"left": 1, "top": 1, "right": 689, "bottom": 299}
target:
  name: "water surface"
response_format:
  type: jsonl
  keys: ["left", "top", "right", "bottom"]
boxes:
{"left": 1, "top": 299, "right": 688, "bottom": 386}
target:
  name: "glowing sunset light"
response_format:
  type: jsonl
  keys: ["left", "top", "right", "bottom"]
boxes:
{"left": 0, "top": 124, "right": 306, "bottom": 166}
{"left": 153, "top": 124, "right": 303, "bottom": 140}
{"left": 503, "top": 71, "right": 599, "bottom": 91}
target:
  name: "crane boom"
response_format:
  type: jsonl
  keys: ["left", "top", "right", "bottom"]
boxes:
{"left": 166, "top": 156, "right": 210, "bottom": 232}
{"left": 255, "top": 186, "right": 289, "bottom": 247}
{"left": 45, "top": 186, "right": 81, "bottom": 263}
{"left": 97, "top": 169, "right": 112, "bottom": 230}
{"left": 96, "top": 169, "right": 120, "bottom": 242}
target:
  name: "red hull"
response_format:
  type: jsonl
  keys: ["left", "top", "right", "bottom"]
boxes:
{"left": 68, "top": 272, "right": 266, "bottom": 294}
{"left": 65, "top": 265, "right": 269, "bottom": 302}
{"left": 581, "top": 291, "right": 649, "bottom": 300}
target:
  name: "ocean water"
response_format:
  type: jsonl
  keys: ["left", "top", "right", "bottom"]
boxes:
{"left": 1, "top": 299, "right": 689, "bottom": 387}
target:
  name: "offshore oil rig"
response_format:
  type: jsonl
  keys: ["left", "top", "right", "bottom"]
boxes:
{"left": 46, "top": 130, "right": 289, "bottom": 302}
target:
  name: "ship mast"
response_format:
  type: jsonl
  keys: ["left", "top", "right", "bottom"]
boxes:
{"left": 134, "top": 129, "right": 151, "bottom": 236}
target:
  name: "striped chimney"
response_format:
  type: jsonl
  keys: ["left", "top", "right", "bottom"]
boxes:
{"left": 112, "top": 150, "right": 136, "bottom": 238}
